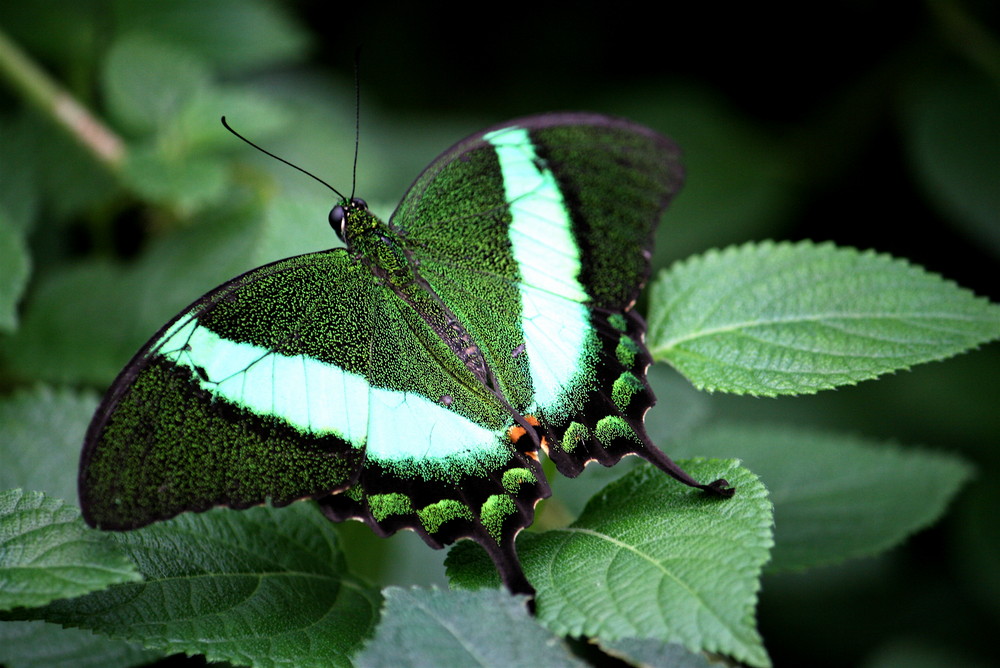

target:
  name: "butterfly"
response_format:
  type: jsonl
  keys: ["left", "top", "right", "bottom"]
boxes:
{"left": 79, "top": 112, "right": 733, "bottom": 599}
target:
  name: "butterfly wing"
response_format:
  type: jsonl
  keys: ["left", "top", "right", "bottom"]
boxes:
{"left": 80, "top": 250, "right": 371, "bottom": 529}
{"left": 389, "top": 113, "right": 725, "bottom": 490}
{"left": 80, "top": 247, "right": 548, "bottom": 593}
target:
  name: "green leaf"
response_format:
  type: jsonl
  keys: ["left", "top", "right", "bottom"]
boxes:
{"left": 597, "top": 638, "right": 717, "bottom": 667}
{"left": 0, "top": 261, "right": 145, "bottom": 385}
{"left": 0, "top": 207, "right": 270, "bottom": 385}
{"left": 115, "top": 0, "right": 309, "bottom": 74}
{"left": 174, "top": 87, "right": 292, "bottom": 153}
{"left": 667, "top": 424, "right": 974, "bottom": 571}
{"left": 902, "top": 69, "right": 1000, "bottom": 257}
{"left": 0, "top": 386, "right": 99, "bottom": 503}
{"left": 648, "top": 241, "right": 1000, "bottom": 395}
{"left": 6, "top": 112, "right": 119, "bottom": 223}
{"left": 0, "top": 212, "right": 31, "bottom": 332}
{"left": 355, "top": 587, "right": 585, "bottom": 668}
{"left": 10, "top": 503, "right": 381, "bottom": 668}
{"left": 0, "top": 115, "right": 40, "bottom": 233}
{"left": 448, "top": 459, "right": 773, "bottom": 668}
{"left": 0, "top": 490, "right": 141, "bottom": 611}
{"left": 123, "top": 142, "right": 227, "bottom": 211}
{"left": 102, "top": 33, "right": 211, "bottom": 135}
{"left": 0, "top": 620, "right": 160, "bottom": 668}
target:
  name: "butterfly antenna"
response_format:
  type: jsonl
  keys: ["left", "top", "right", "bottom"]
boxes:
{"left": 220, "top": 117, "right": 346, "bottom": 201}
{"left": 350, "top": 47, "right": 362, "bottom": 201}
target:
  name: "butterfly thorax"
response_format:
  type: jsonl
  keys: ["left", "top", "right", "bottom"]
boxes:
{"left": 335, "top": 199, "right": 499, "bottom": 396}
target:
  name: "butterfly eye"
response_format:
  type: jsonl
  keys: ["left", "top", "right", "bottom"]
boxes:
{"left": 329, "top": 205, "right": 347, "bottom": 241}
{"left": 351, "top": 197, "right": 368, "bottom": 209}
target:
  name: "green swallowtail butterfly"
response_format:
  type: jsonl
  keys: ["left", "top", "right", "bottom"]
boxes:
{"left": 79, "top": 112, "right": 733, "bottom": 598}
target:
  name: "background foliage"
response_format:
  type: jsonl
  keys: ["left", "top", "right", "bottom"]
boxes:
{"left": 1, "top": 1, "right": 998, "bottom": 666}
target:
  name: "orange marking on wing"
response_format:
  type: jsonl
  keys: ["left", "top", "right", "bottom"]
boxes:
{"left": 507, "top": 414, "right": 548, "bottom": 453}
{"left": 507, "top": 424, "right": 527, "bottom": 443}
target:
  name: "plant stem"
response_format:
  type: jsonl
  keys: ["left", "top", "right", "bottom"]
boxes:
{"left": 0, "top": 27, "right": 124, "bottom": 170}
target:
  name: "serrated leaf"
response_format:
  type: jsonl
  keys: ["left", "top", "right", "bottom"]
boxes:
{"left": 0, "top": 620, "right": 160, "bottom": 668}
{"left": 0, "top": 212, "right": 31, "bottom": 331}
{"left": 447, "top": 460, "right": 773, "bottom": 668}
{"left": 0, "top": 490, "right": 141, "bottom": 611}
{"left": 667, "top": 424, "right": 974, "bottom": 571}
{"left": 10, "top": 503, "right": 381, "bottom": 668}
{"left": 0, "top": 386, "right": 99, "bottom": 503}
{"left": 355, "top": 587, "right": 585, "bottom": 668}
{"left": 648, "top": 241, "right": 1000, "bottom": 395}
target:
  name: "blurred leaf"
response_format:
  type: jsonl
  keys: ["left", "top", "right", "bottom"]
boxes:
{"left": 0, "top": 490, "right": 140, "bottom": 611}
{"left": 598, "top": 638, "right": 717, "bottom": 668}
{"left": 0, "top": 386, "right": 97, "bottom": 503}
{"left": 355, "top": 587, "right": 585, "bottom": 668}
{"left": 176, "top": 87, "right": 292, "bottom": 152}
{"left": 0, "top": 620, "right": 160, "bottom": 668}
{"left": 123, "top": 142, "right": 227, "bottom": 211}
{"left": 860, "top": 638, "right": 994, "bottom": 668}
{"left": 0, "top": 212, "right": 30, "bottom": 331}
{"left": 645, "top": 364, "right": 715, "bottom": 442}
{"left": 447, "top": 460, "right": 773, "bottom": 668}
{"left": 260, "top": 189, "right": 344, "bottom": 260}
{"left": 14, "top": 111, "right": 120, "bottom": 222}
{"left": 9, "top": 503, "right": 381, "bottom": 668}
{"left": 333, "top": 521, "right": 449, "bottom": 595}
{"left": 667, "top": 424, "right": 974, "bottom": 571}
{"left": 1, "top": 206, "right": 269, "bottom": 385}
{"left": 615, "top": 85, "right": 797, "bottom": 268}
{"left": 954, "top": 480, "right": 1000, "bottom": 623}
{"left": 0, "top": 2, "right": 102, "bottom": 67}
{"left": 902, "top": 69, "right": 1000, "bottom": 257}
{"left": 648, "top": 241, "right": 1000, "bottom": 395}
{"left": 102, "top": 33, "right": 210, "bottom": 135}
{"left": 113, "top": 0, "right": 308, "bottom": 74}
{"left": 0, "top": 115, "right": 40, "bottom": 233}
{"left": 1, "top": 261, "right": 150, "bottom": 385}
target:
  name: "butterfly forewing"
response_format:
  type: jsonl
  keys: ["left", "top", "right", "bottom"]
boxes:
{"left": 391, "top": 113, "right": 686, "bottom": 476}
{"left": 80, "top": 251, "right": 372, "bottom": 528}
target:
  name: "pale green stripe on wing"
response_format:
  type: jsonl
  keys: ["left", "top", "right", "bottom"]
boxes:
{"left": 486, "top": 125, "right": 595, "bottom": 420}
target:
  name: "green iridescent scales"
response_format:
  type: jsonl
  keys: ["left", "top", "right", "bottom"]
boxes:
{"left": 79, "top": 113, "right": 731, "bottom": 599}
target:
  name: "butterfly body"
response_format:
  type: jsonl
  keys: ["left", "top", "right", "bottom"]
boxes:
{"left": 79, "top": 113, "right": 731, "bottom": 598}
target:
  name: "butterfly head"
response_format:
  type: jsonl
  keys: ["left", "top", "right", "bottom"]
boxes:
{"left": 329, "top": 197, "right": 371, "bottom": 244}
